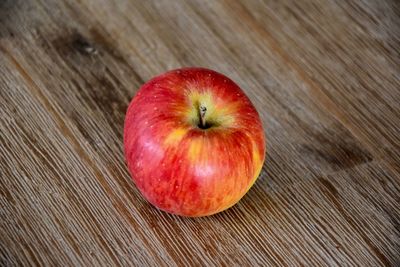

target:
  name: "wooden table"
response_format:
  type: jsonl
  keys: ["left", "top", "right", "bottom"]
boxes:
{"left": 1, "top": 0, "right": 399, "bottom": 266}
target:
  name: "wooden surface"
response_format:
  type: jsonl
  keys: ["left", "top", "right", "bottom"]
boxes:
{"left": 1, "top": 0, "right": 399, "bottom": 266}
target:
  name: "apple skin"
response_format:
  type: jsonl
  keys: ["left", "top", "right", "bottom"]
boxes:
{"left": 124, "top": 68, "right": 265, "bottom": 217}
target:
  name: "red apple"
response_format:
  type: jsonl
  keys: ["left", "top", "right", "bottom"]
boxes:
{"left": 124, "top": 68, "right": 266, "bottom": 217}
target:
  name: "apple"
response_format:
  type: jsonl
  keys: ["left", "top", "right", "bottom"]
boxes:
{"left": 124, "top": 68, "right": 266, "bottom": 217}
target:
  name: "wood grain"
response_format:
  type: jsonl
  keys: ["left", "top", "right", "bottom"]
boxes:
{"left": 1, "top": 0, "right": 399, "bottom": 266}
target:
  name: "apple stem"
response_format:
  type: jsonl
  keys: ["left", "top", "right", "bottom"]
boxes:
{"left": 199, "top": 105, "right": 207, "bottom": 128}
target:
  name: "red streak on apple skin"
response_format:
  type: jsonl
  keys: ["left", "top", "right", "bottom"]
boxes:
{"left": 124, "top": 68, "right": 266, "bottom": 217}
